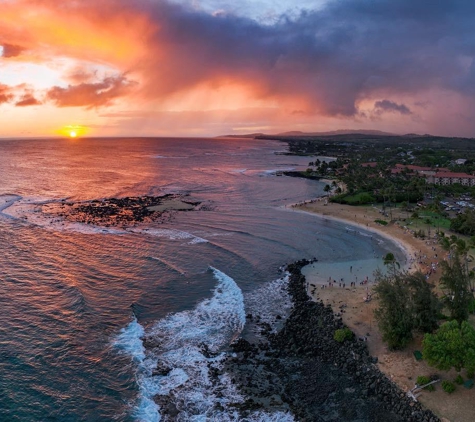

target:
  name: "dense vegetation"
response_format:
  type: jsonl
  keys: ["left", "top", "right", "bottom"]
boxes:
{"left": 450, "top": 209, "right": 475, "bottom": 236}
{"left": 260, "top": 133, "right": 475, "bottom": 167}
{"left": 267, "top": 132, "right": 475, "bottom": 206}
{"left": 423, "top": 321, "right": 475, "bottom": 373}
{"left": 373, "top": 270, "right": 440, "bottom": 350}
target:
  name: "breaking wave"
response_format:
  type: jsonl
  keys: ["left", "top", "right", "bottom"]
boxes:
{"left": 114, "top": 268, "right": 294, "bottom": 421}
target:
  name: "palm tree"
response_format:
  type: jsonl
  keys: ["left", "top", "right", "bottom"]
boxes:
{"left": 383, "top": 252, "right": 400, "bottom": 275}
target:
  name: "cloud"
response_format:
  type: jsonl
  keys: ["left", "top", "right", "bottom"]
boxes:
{"left": 374, "top": 100, "right": 412, "bottom": 115}
{"left": 2, "top": 0, "right": 475, "bottom": 134}
{"left": 0, "top": 43, "right": 25, "bottom": 58}
{"left": 0, "top": 85, "right": 13, "bottom": 104}
{"left": 46, "top": 75, "right": 136, "bottom": 108}
{"left": 15, "top": 94, "right": 41, "bottom": 107}
{"left": 112, "top": 0, "right": 475, "bottom": 120}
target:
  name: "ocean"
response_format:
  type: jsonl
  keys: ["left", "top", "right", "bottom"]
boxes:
{"left": 0, "top": 137, "right": 404, "bottom": 421}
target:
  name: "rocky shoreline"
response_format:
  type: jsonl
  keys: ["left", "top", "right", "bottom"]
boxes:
{"left": 282, "top": 171, "right": 323, "bottom": 180}
{"left": 223, "top": 260, "right": 440, "bottom": 421}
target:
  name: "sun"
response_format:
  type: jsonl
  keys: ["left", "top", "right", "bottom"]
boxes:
{"left": 58, "top": 125, "right": 88, "bottom": 138}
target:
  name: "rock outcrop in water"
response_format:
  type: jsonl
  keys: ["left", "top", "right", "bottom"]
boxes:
{"left": 40, "top": 194, "right": 203, "bottom": 227}
{"left": 221, "top": 260, "right": 440, "bottom": 421}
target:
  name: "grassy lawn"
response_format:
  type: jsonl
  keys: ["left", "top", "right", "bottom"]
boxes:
{"left": 417, "top": 213, "right": 452, "bottom": 230}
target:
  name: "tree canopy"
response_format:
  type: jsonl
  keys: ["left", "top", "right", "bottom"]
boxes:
{"left": 450, "top": 209, "right": 475, "bottom": 236}
{"left": 440, "top": 252, "right": 473, "bottom": 323}
{"left": 423, "top": 320, "right": 475, "bottom": 373}
{"left": 374, "top": 270, "right": 440, "bottom": 350}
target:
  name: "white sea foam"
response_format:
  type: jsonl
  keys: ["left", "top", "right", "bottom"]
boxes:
{"left": 244, "top": 275, "right": 292, "bottom": 336}
{"left": 0, "top": 196, "right": 129, "bottom": 234}
{"left": 48, "top": 221, "right": 127, "bottom": 235}
{"left": 114, "top": 268, "right": 294, "bottom": 421}
{"left": 149, "top": 257, "right": 186, "bottom": 275}
{"left": 230, "top": 168, "right": 248, "bottom": 174}
{"left": 0, "top": 194, "right": 22, "bottom": 214}
{"left": 148, "top": 267, "right": 246, "bottom": 351}
{"left": 114, "top": 317, "right": 162, "bottom": 421}
{"left": 114, "top": 317, "right": 146, "bottom": 363}
{"left": 253, "top": 167, "right": 295, "bottom": 177}
{"left": 130, "top": 228, "right": 208, "bottom": 245}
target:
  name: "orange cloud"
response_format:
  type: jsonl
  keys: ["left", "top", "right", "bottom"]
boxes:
{"left": 0, "top": 86, "right": 13, "bottom": 104}
{"left": 15, "top": 94, "right": 41, "bottom": 107}
{"left": 1, "top": 43, "right": 25, "bottom": 58}
{"left": 47, "top": 76, "right": 136, "bottom": 108}
{"left": 0, "top": 0, "right": 150, "bottom": 66}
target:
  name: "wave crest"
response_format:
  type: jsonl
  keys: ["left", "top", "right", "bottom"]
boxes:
{"left": 114, "top": 268, "right": 294, "bottom": 421}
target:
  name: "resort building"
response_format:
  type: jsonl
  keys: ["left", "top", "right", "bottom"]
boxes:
{"left": 368, "top": 163, "right": 475, "bottom": 186}
{"left": 389, "top": 163, "right": 475, "bottom": 186}
{"left": 429, "top": 172, "right": 475, "bottom": 186}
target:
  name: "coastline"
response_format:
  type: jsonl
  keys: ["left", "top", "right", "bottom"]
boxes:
{"left": 287, "top": 200, "right": 420, "bottom": 267}
{"left": 224, "top": 260, "right": 440, "bottom": 421}
{"left": 287, "top": 198, "right": 475, "bottom": 422}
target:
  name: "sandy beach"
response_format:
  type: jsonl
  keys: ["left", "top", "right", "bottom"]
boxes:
{"left": 292, "top": 199, "right": 475, "bottom": 422}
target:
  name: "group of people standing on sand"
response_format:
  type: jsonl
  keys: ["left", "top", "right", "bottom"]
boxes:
{"left": 410, "top": 241, "right": 446, "bottom": 280}
{"left": 322, "top": 273, "right": 372, "bottom": 290}
{"left": 413, "top": 248, "right": 442, "bottom": 280}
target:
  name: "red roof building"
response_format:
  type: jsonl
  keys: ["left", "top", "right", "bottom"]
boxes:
{"left": 430, "top": 172, "right": 475, "bottom": 186}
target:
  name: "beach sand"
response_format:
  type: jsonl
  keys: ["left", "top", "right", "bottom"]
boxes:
{"left": 292, "top": 199, "right": 475, "bottom": 422}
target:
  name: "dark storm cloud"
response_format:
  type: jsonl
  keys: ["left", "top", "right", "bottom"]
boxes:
{"left": 374, "top": 100, "right": 412, "bottom": 115}
{"left": 131, "top": 0, "right": 475, "bottom": 116}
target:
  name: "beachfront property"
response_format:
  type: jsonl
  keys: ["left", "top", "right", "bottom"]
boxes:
{"left": 371, "top": 163, "right": 475, "bottom": 187}
{"left": 430, "top": 172, "right": 475, "bottom": 187}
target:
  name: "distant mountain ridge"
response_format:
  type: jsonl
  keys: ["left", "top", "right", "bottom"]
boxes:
{"left": 221, "top": 129, "right": 402, "bottom": 138}
{"left": 276, "top": 129, "right": 397, "bottom": 136}
{"left": 219, "top": 129, "right": 457, "bottom": 139}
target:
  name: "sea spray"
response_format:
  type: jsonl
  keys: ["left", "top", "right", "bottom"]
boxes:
{"left": 114, "top": 268, "right": 294, "bottom": 421}
{"left": 244, "top": 275, "right": 292, "bottom": 339}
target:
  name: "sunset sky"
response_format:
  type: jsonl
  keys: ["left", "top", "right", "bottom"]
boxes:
{"left": 1, "top": 0, "right": 475, "bottom": 138}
